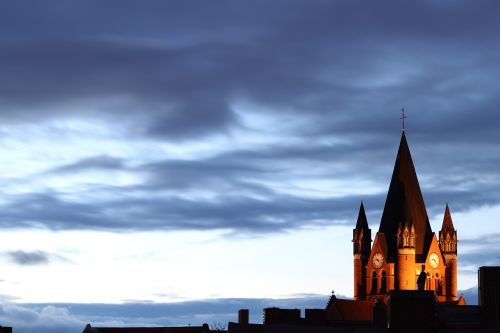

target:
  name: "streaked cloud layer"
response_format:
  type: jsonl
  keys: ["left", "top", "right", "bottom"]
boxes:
{"left": 1, "top": 1, "right": 500, "bottom": 235}
{"left": 0, "top": 0, "right": 498, "bottom": 328}
{"left": 1, "top": 1, "right": 500, "bottom": 234}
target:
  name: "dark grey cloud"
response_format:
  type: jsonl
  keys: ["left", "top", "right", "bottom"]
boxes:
{"left": 6, "top": 251, "right": 50, "bottom": 265}
{"left": 0, "top": 39, "right": 238, "bottom": 138}
{"left": 4, "top": 250, "right": 71, "bottom": 266}
{"left": 0, "top": 190, "right": 369, "bottom": 233}
{"left": 0, "top": 1, "right": 499, "bottom": 234}
{"left": 0, "top": 1, "right": 499, "bottom": 141}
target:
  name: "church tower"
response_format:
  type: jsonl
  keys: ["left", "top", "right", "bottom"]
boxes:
{"left": 439, "top": 204, "right": 458, "bottom": 301}
{"left": 354, "top": 132, "right": 459, "bottom": 303}
{"left": 352, "top": 202, "right": 371, "bottom": 300}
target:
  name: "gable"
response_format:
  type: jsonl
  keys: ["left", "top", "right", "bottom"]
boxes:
{"left": 423, "top": 233, "right": 445, "bottom": 274}
{"left": 369, "top": 232, "right": 388, "bottom": 263}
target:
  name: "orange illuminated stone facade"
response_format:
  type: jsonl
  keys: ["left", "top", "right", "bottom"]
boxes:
{"left": 353, "top": 133, "right": 458, "bottom": 303}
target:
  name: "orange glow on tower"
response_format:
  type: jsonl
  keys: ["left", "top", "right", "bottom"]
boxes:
{"left": 353, "top": 132, "right": 458, "bottom": 303}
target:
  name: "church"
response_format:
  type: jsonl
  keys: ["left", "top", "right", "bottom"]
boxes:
{"left": 80, "top": 130, "right": 500, "bottom": 332}
{"left": 223, "top": 131, "right": 500, "bottom": 331}
{"left": 353, "top": 131, "right": 460, "bottom": 304}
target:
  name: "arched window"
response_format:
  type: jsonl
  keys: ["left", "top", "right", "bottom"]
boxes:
{"left": 371, "top": 271, "right": 378, "bottom": 295}
{"left": 380, "top": 271, "right": 387, "bottom": 293}
{"left": 437, "top": 278, "right": 443, "bottom": 295}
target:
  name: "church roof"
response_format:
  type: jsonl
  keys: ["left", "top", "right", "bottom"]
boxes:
{"left": 325, "top": 296, "right": 373, "bottom": 322}
{"left": 440, "top": 203, "right": 455, "bottom": 234}
{"left": 355, "top": 201, "right": 369, "bottom": 230}
{"left": 378, "top": 132, "right": 432, "bottom": 260}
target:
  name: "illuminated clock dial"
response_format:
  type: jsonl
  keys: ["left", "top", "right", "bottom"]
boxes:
{"left": 429, "top": 252, "right": 440, "bottom": 268}
{"left": 372, "top": 252, "right": 384, "bottom": 268}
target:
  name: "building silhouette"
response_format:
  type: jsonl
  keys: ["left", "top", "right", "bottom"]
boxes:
{"left": 82, "top": 324, "right": 210, "bottom": 333}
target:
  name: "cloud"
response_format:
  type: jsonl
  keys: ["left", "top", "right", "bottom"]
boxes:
{"left": 1, "top": 138, "right": 499, "bottom": 234}
{"left": 6, "top": 251, "right": 49, "bottom": 265}
{"left": 0, "top": 1, "right": 499, "bottom": 142}
{"left": 4, "top": 250, "right": 70, "bottom": 266}
{"left": 0, "top": 189, "right": 368, "bottom": 233}
{"left": 0, "top": 1, "right": 498, "bottom": 236}
{"left": 459, "top": 238, "right": 500, "bottom": 269}
{"left": 0, "top": 295, "right": 330, "bottom": 333}
{"left": 0, "top": 304, "right": 89, "bottom": 333}
{"left": 48, "top": 155, "right": 126, "bottom": 174}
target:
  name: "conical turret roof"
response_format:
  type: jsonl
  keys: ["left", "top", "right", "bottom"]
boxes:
{"left": 441, "top": 203, "right": 455, "bottom": 233}
{"left": 379, "top": 132, "right": 433, "bottom": 260}
{"left": 355, "top": 201, "right": 369, "bottom": 230}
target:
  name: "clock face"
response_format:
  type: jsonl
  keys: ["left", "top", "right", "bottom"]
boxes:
{"left": 429, "top": 252, "right": 440, "bottom": 268}
{"left": 372, "top": 252, "right": 384, "bottom": 269}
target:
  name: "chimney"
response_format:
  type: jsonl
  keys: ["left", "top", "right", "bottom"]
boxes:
{"left": 238, "top": 309, "right": 249, "bottom": 325}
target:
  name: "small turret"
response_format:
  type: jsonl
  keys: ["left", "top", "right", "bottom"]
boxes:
{"left": 353, "top": 202, "right": 371, "bottom": 255}
{"left": 439, "top": 203, "right": 458, "bottom": 301}
{"left": 353, "top": 202, "right": 371, "bottom": 300}
{"left": 439, "top": 203, "right": 457, "bottom": 254}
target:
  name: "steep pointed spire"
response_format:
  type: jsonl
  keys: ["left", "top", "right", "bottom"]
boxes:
{"left": 441, "top": 203, "right": 455, "bottom": 233}
{"left": 439, "top": 203, "right": 457, "bottom": 254}
{"left": 378, "top": 132, "right": 433, "bottom": 260}
{"left": 355, "top": 201, "right": 369, "bottom": 230}
{"left": 353, "top": 201, "right": 371, "bottom": 255}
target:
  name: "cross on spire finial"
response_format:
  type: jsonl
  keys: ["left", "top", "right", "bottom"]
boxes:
{"left": 400, "top": 108, "right": 407, "bottom": 132}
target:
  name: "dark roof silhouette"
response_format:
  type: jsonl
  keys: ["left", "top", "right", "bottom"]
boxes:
{"left": 82, "top": 324, "right": 209, "bottom": 333}
{"left": 355, "top": 202, "right": 369, "bottom": 231}
{"left": 325, "top": 296, "right": 373, "bottom": 322}
{"left": 227, "top": 322, "right": 386, "bottom": 333}
{"left": 378, "top": 132, "right": 432, "bottom": 261}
